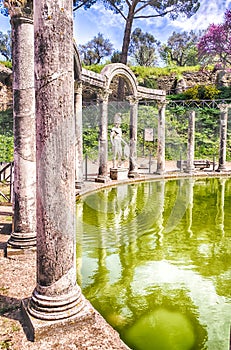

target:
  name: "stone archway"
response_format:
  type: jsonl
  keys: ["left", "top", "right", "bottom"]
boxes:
{"left": 73, "top": 55, "right": 166, "bottom": 182}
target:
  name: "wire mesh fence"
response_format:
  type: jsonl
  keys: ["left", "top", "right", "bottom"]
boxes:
{"left": 0, "top": 100, "right": 231, "bottom": 179}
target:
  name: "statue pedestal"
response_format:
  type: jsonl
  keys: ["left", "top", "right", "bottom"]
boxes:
{"left": 110, "top": 168, "right": 128, "bottom": 180}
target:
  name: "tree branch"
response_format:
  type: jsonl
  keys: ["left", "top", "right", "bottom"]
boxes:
{"left": 73, "top": 0, "right": 92, "bottom": 11}
{"left": 134, "top": 9, "right": 171, "bottom": 19}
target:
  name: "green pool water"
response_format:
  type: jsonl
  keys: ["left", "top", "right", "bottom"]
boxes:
{"left": 76, "top": 177, "right": 231, "bottom": 350}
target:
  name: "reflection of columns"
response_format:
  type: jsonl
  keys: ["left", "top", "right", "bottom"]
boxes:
{"left": 22, "top": 0, "right": 85, "bottom": 332}
{"left": 217, "top": 104, "right": 228, "bottom": 171}
{"left": 128, "top": 96, "right": 139, "bottom": 178}
{"left": 96, "top": 90, "right": 110, "bottom": 182}
{"left": 215, "top": 178, "right": 226, "bottom": 235}
{"left": 74, "top": 81, "right": 83, "bottom": 188}
{"left": 6, "top": 4, "right": 36, "bottom": 250}
{"left": 186, "top": 178, "right": 195, "bottom": 237}
{"left": 76, "top": 200, "right": 84, "bottom": 286}
{"left": 186, "top": 110, "right": 195, "bottom": 174}
{"left": 156, "top": 180, "right": 165, "bottom": 245}
{"left": 156, "top": 102, "right": 166, "bottom": 175}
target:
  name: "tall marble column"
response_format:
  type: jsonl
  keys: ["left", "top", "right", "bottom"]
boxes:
{"left": 74, "top": 81, "right": 83, "bottom": 188}
{"left": 217, "top": 104, "right": 228, "bottom": 171}
{"left": 128, "top": 96, "right": 139, "bottom": 178}
{"left": 22, "top": 0, "right": 85, "bottom": 337}
{"left": 186, "top": 110, "right": 195, "bottom": 174}
{"left": 156, "top": 101, "right": 166, "bottom": 175}
{"left": 96, "top": 89, "right": 110, "bottom": 183}
{"left": 5, "top": 0, "right": 36, "bottom": 251}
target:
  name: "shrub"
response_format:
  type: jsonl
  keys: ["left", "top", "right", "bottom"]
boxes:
{"left": 184, "top": 84, "right": 220, "bottom": 100}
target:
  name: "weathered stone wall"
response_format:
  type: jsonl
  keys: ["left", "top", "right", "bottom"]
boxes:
{"left": 0, "top": 63, "right": 12, "bottom": 109}
{"left": 1, "top": 65, "right": 231, "bottom": 104}
{"left": 156, "top": 70, "right": 217, "bottom": 94}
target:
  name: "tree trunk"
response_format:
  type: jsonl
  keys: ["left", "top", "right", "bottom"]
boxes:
{"left": 118, "top": 3, "right": 136, "bottom": 100}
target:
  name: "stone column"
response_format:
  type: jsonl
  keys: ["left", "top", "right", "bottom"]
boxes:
{"left": 22, "top": 0, "right": 85, "bottom": 335}
{"left": 74, "top": 81, "right": 83, "bottom": 189}
{"left": 186, "top": 110, "right": 195, "bottom": 174}
{"left": 96, "top": 89, "right": 110, "bottom": 183}
{"left": 5, "top": 0, "right": 36, "bottom": 251}
{"left": 217, "top": 104, "right": 228, "bottom": 171}
{"left": 128, "top": 96, "right": 139, "bottom": 178}
{"left": 156, "top": 101, "right": 166, "bottom": 175}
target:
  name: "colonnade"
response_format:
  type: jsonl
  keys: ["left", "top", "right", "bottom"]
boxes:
{"left": 3, "top": 0, "right": 230, "bottom": 341}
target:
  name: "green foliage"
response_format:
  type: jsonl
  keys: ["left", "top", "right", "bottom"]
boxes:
{"left": 0, "top": 135, "right": 13, "bottom": 162}
{"left": 0, "top": 60, "right": 12, "bottom": 69}
{"left": 79, "top": 33, "right": 113, "bottom": 65}
{"left": 82, "top": 64, "right": 105, "bottom": 73}
{"left": 184, "top": 84, "right": 220, "bottom": 100}
{"left": 0, "top": 109, "right": 13, "bottom": 162}
{"left": 159, "top": 30, "right": 204, "bottom": 67}
{"left": 129, "top": 28, "right": 160, "bottom": 67}
{"left": 217, "top": 86, "right": 231, "bottom": 99}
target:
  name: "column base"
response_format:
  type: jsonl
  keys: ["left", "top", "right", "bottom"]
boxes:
{"left": 6, "top": 231, "right": 36, "bottom": 256}
{"left": 21, "top": 297, "right": 90, "bottom": 341}
{"left": 216, "top": 166, "right": 226, "bottom": 172}
{"left": 154, "top": 169, "right": 165, "bottom": 175}
{"left": 110, "top": 168, "right": 128, "bottom": 180}
{"left": 186, "top": 167, "right": 195, "bottom": 174}
{"left": 95, "top": 175, "right": 111, "bottom": 183}
{"left": 128, "top": 171, "right": 140, "bottom": 178}
{"left": 75, "top": 181, "right": 84, "bottom": 189}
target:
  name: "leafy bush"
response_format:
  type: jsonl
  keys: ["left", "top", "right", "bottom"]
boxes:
{"left": 0, "top": 60, "right": 12, "bottom": 69}
{"left": 0, "top": 134, "right": 13, "bottom": 162}
{"left": 183, "top": 84, "right": 220, "bottom": 100}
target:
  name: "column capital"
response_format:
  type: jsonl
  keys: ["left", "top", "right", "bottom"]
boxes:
{"left": 157, "top": 99, "right": 167, "bottom": 109}
{"left": 126, "top": 95, "right": 139, "bottom": 105}
{"left": 74, "top": 80, "right": 82, "bottom": 94}
{"left": 97, "top": 88, "right": 112, "bottom": 102}
{"left": 218, "top": 103, "right": 229, "bottom": 113}
{"left": 4, "top": 0, "right": 33, "bottom": 18}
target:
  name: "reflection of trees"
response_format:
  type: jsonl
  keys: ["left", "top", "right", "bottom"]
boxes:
{"left": 76, "top": 178, "right": 231, "bottom": 350}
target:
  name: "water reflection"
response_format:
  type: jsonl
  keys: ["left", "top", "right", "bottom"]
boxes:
{"left": 76, "top": 178, "right": 231, "bottom": 350}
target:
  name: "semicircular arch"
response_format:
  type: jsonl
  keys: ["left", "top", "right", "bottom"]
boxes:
{"left": 101, "top": 63, "right": 138, "bottom": 97}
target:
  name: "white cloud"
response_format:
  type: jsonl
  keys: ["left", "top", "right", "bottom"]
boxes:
{"left": 172, "top": 0, "right": 230, "bottom": 32}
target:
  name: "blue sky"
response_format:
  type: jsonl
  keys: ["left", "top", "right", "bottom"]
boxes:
{"left": 0, "top": 0, "right": 230, "bottom": 58}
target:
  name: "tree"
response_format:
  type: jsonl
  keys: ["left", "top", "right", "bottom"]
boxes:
{"left": 0, "top": 0, "right": 8, "bottom": 16}
{"left": 79, "top": 32, "right": 113, "bottom": 65}
{"left": 73, "top": 0, "right": 200, "bottom": 66}
{"left": 111, "top": 50, "right": 121, "bottom": 63}
{"left": 198, "top": 9, "right": 231, "bottom": 68}
{"left": 159, "top": 30, "right": 203, "bottom": 67}
{"left": 129, "top": 27, "right": 160, "bottom": 66}
{"left": 0, "top": 30, "right": 11, "bottom": 61}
